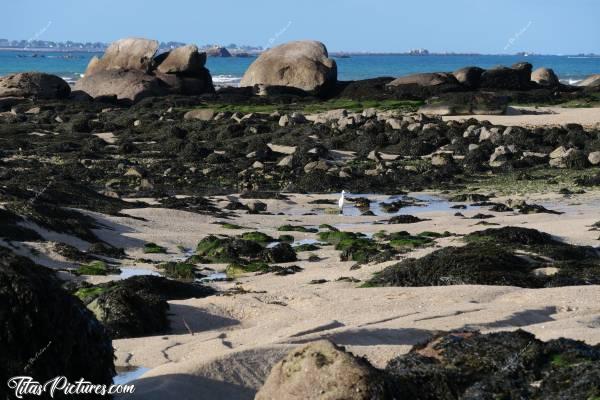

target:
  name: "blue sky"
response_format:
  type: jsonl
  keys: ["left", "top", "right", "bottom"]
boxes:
{"left": 2, "top": 0, "right": 599, "bottom": 54}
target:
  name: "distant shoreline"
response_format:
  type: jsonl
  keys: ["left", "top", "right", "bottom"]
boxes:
{"left": 1, "top": 47, "right": 599, "bottom": 58}
{"left": 0, "top": 47, "right": 103, "bottom": 53}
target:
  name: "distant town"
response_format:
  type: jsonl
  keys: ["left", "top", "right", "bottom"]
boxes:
{"left": 0, "top": 39, "right": 597, "bottom": 57}
{"left": 0, "top": 39, "right": 263, "bottom": 56}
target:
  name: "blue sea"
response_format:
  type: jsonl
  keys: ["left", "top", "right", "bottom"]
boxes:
{"left": 1, "top": 50, "right": 599, "bottom": 86}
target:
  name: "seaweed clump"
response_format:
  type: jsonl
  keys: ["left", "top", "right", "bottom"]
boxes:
{"left": 384, "top": 330, "right": 600, "bottom": 400}
{"left": 368, "top": 227, "right": 600, "bottom": 288}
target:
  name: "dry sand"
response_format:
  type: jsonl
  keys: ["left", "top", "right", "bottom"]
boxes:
{"left": 443, "top": 106, "right": 600, "bottom": 128}
{"left": 75, "top": 190, "right": 600, "bottom": 400}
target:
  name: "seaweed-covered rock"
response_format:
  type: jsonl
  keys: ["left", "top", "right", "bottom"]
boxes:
{"left": 0, "top": 248, "right": 114, "bottom": 397}
{"left": 370, "top": 227, "right": 600, "bottom": 288}
{"left": 368, "top": 242, "right": 542, "bottom": 288}
{"left": 384, "top": 330, "right": 600, "bottom": 400}
{"left": 388, "top": 215, "right": 428, "bottom": 224}
{"left": 263, "top": 243, "right": 297, "bottom": 263}
{"left": 87, "top": 285, "right": 167, "bottom": 339}
{"left": 196, "top": 235, "right": 264, "bottom": 263}
{"left": 256, "top": 340, "right": 387, "bottom": 400}
{"left": 80, "top": 275, "right": 215, "bottom": 338}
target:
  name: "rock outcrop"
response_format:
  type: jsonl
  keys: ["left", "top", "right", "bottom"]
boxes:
{"left": 84, "top": 37, "right": 159, "bottom": 75}
{"left": 75, "top": 37, "right": 214, "bottom": 102}
{"left": 388, "top": 72, "right": 458, "bottom": 87}
{"left": 0, "top": 247, "right": 114, "bottom": 397}
{"left": 480, "top": 62, "right": 533, "bottom": 90}
{"left": 74, "top": 69, "right": 170, "bottom": 103}
{"left": 156, "top": 44, "right": 207, "bottom": 74}
{"left": 452, "top": 66, "right": 485, "bottom": 88}
{"left": 240, "top": 40, "right": 337, "bottom": 95}
{"left": 256, "top": 340, "right": 386, "bottom": 400}
{"left": 0, "top": 72, "right": 70, "bottom": 99}
{"left": 578, "top": 74, "right": 600, "bottom": 88}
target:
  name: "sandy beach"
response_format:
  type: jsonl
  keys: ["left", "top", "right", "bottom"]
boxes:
{"left": 2, "top": 19, "right": 600, "bottom": 398}
{"left": 58, "top": 191, "right": 599, "bottom": 399}
{"left": 443, "top": 106, "right": 600, "bottom": 128}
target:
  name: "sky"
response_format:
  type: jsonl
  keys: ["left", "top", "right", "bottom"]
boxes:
{"left": 2, "top": 0, "right": 599, "bottom": 54}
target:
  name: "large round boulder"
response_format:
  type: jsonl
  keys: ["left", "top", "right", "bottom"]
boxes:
{"left": 240, "top": 40, "right": 337, "bottom": 95}
{"left": 388, "top": 72, "right": 458, "bottom": 87}
{"left": 74, "top": 69, "right": 169, "bottom": 102}
{"left": 84, "top": 37, "right": 159, "bottom": 75}
{"left": 453, "top": 66, "right": 485, "bottom": 88}
{"left": 256, "top": 340, "right": 387, "bottom": 400}
{"left": 0, "top": 247, "right": 114, "bottom": 397}
{"left": 0, "top": 72, "right": 70, "bottom": 99}
{"left": 532, "top": 67, "right": 559, "bottom": 86}
{"left": 155, "top": 44, "right": 207, "bottom": 75}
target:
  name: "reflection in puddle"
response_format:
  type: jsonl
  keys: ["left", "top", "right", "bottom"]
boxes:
{"left": 113, "top": 366, "right": 150, "bottom": 385}
{"left": 282, "top": 194, "right": 481, "bottom": 217}
{"left": 340, "top": 194, "right": 480, "bottom": 217}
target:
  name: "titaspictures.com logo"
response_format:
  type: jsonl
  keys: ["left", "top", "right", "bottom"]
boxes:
{"left": 7, "top": 376, "right": 135, "bottom": 398}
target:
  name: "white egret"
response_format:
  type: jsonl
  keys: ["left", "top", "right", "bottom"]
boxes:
{"left": 338, "top": 190, "right": 346, "bottom": 214}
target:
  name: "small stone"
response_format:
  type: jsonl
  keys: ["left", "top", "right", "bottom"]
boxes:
{"left": 184, "top": 108, "right": 215, "bottom": 121}
{"left": 279, "top": 115, "right": 290, "bottom": 127}
{"left": 431, "top": 152, "right": 454, "bottom": 167}
{"left": 588, "top": 151, "right": 600, "bottom": 165}
{"left": 25, "top": 107, "right": 41, "bottom": 114}
{"left": 124, "top": 167, "right": 144, "bottom": 177}
{"left": 277, "top": 155, "right": 294, "bottom": 168}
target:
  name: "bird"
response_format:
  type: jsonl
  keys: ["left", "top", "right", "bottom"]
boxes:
{"left": 338, "top": 190, "right": 346, "bottom": 214}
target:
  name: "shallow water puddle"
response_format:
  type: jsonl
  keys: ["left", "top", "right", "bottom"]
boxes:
{"left": 110, "top": 268, "right": 161, "bottom": 279}
{"left": 198, "top": 272, "right": 228, "bottom": 282}
{"left": 341, "top": 194, "right": 481, "bottom": 217}
{"left": 113, "top": 366, "right": 150, "bottom": 385}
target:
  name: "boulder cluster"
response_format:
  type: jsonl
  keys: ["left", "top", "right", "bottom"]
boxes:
{"left": 389, "top": 63, "right": 556, "bottom": 91}
{"left": 2, "top": 37, "right": 600, "bottom": 108}
{"left": 74, "top": 38, "right": 214, "bottom": 102}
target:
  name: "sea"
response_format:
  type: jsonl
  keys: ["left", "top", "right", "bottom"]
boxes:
{"left": 1, "top": 50, "right": 599, "bottom": 87}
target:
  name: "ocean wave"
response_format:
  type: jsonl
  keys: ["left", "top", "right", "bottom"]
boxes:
{"left": 559, "top": 78, "right": 583, "bottom": 85}
{"left": 212, "top": 74, "right": 242, "bottom": 86}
